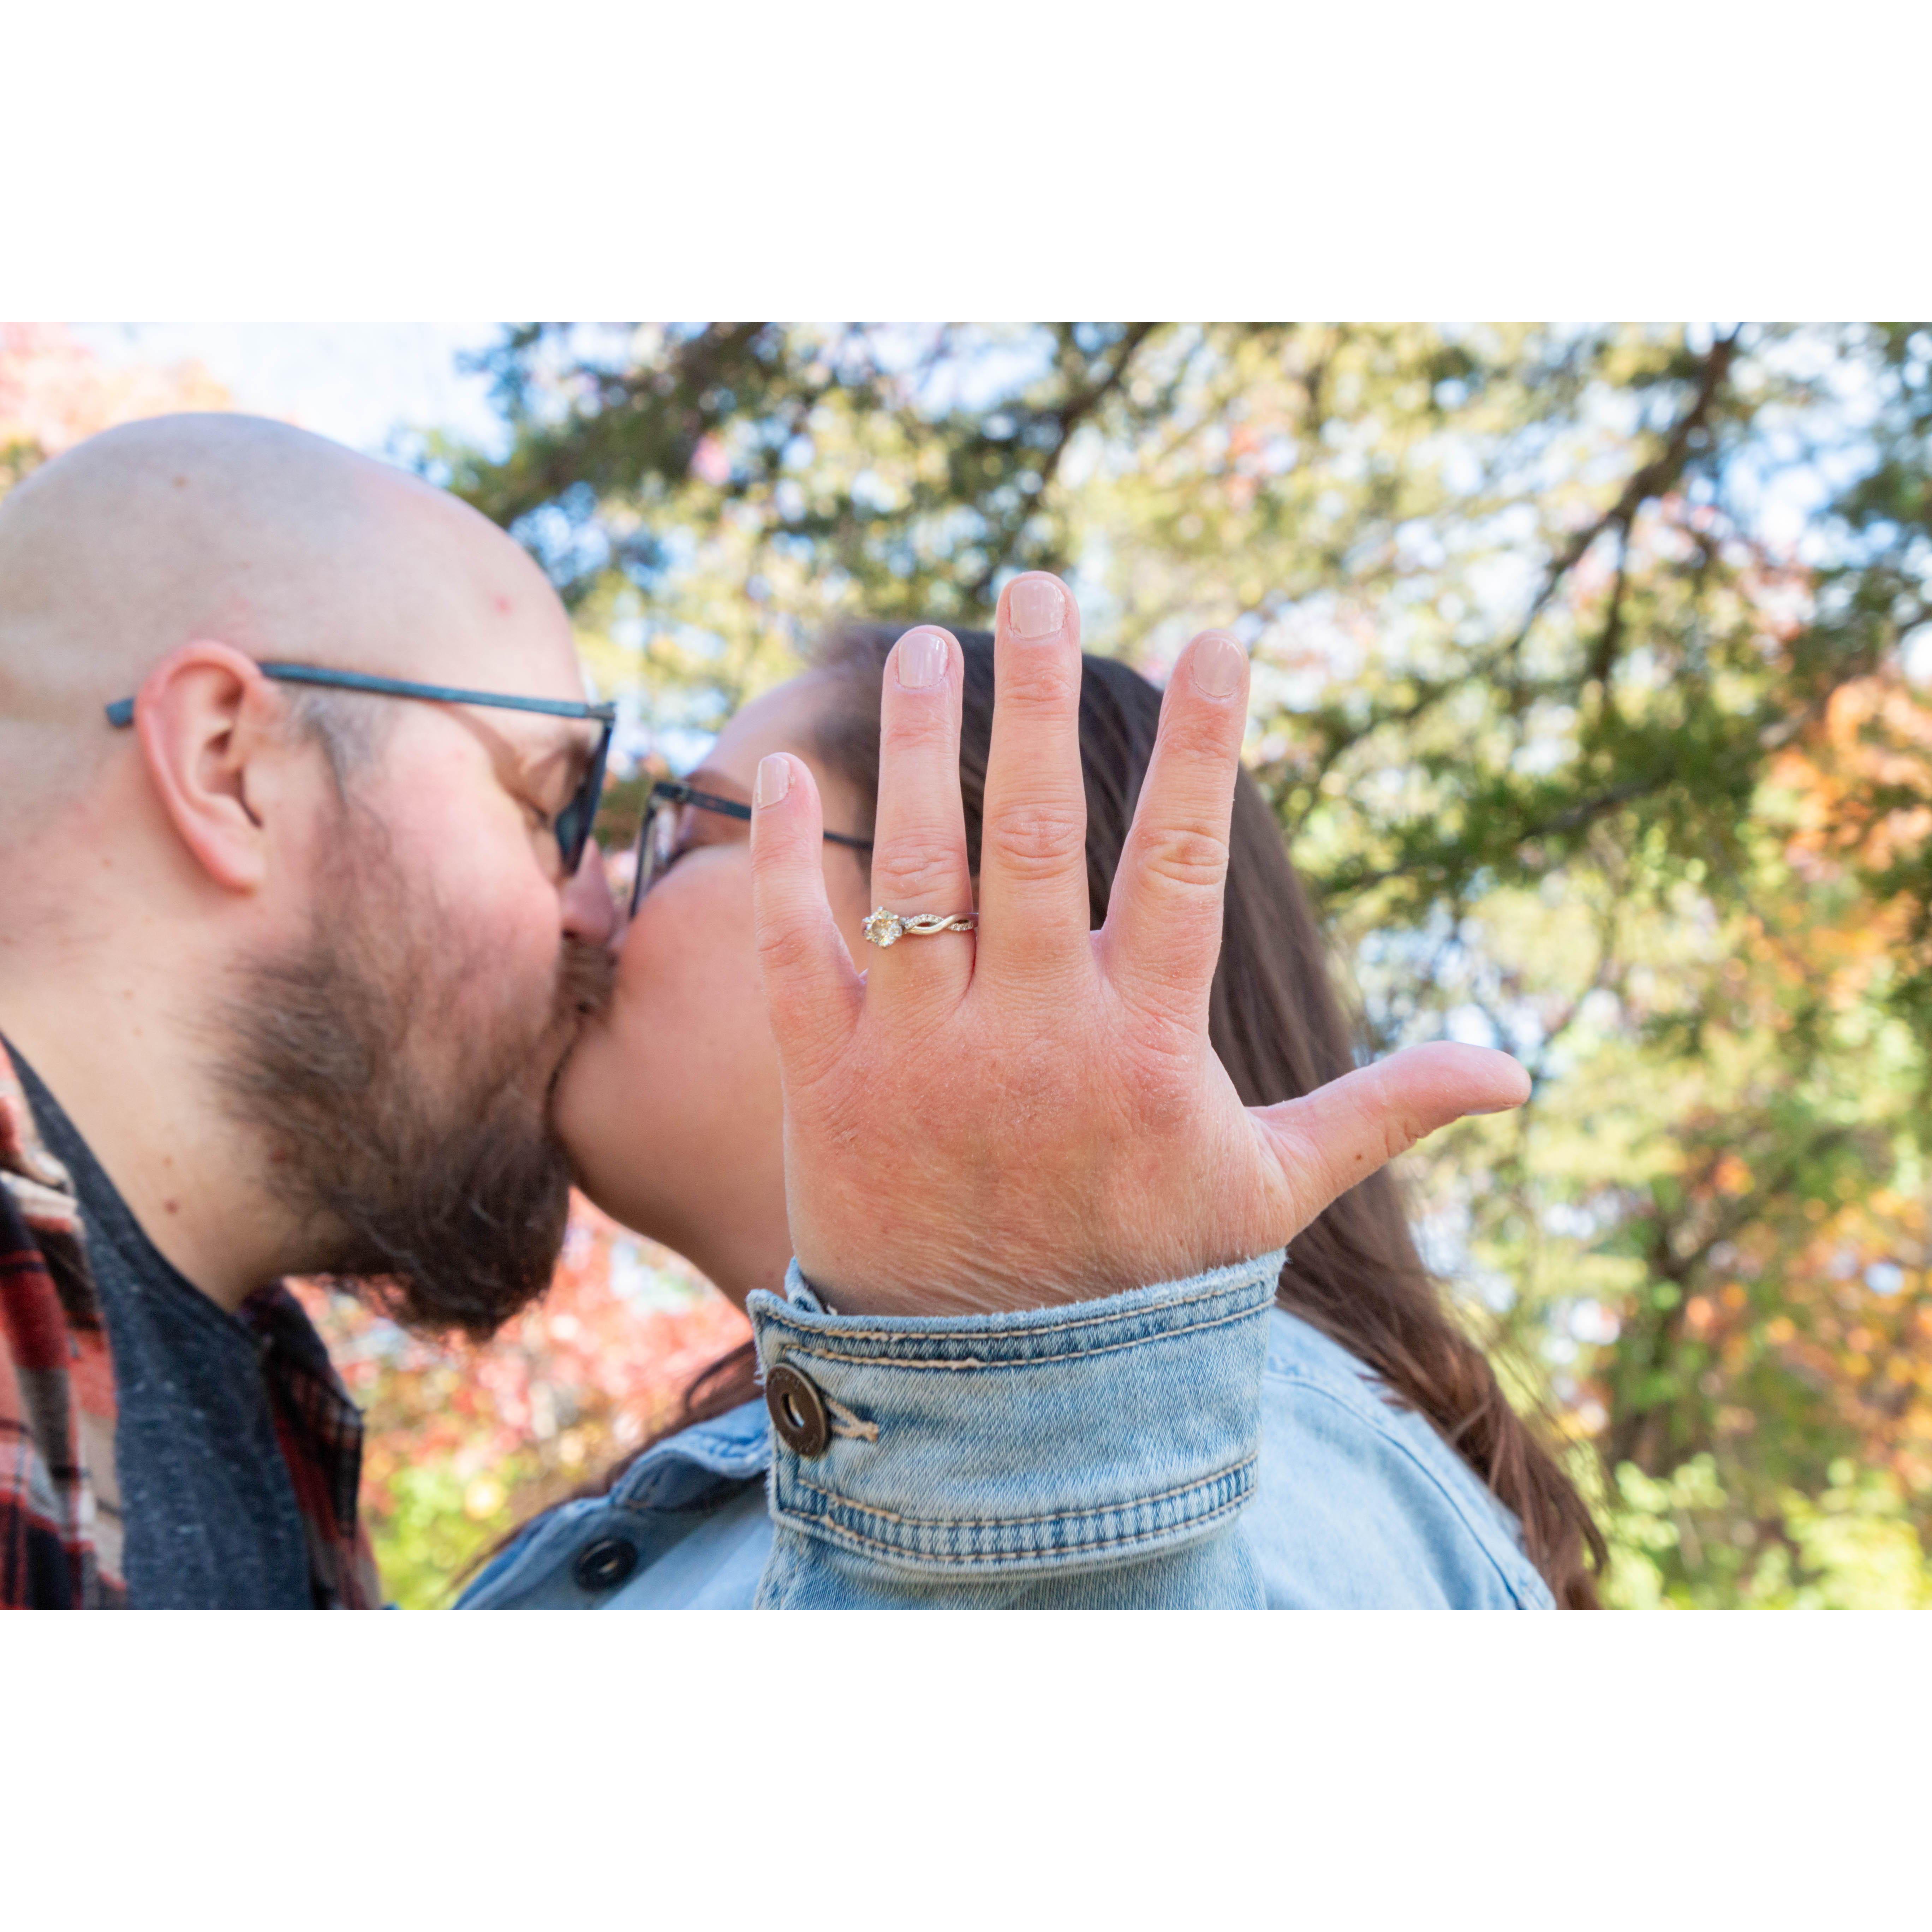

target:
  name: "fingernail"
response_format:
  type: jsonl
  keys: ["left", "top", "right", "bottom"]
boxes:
{"left": 755, "top": 753, "right": 791, "bottom": 807}
{"left": 1008, "top": 576, "right": 1066, "bottom": 640}
{"left": 1192, "top": 632, "right": 1247, "bottom": 700}
{"left": 897, "top": 627, "right": 948, "bottom": 691}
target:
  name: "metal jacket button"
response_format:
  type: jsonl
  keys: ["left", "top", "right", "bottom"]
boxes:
{"left": 573, "top": 1535, "right": 639, "bottom": 1592}
{"left": 766, "top": 1362, "right": 830, "bottom": 1457}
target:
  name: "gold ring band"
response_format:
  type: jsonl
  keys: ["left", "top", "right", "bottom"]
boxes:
{"left": 863, "top": 908, "right": 977, "bottom": 948}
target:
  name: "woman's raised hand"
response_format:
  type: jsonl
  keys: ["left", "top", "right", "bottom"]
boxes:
{"left": 749, "top": 574, "right": 1529, "bottom": 1316}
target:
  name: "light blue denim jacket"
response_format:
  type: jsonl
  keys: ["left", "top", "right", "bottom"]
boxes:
{"left": 459, "top": 1252, "right": 1553, "bottom": 1610}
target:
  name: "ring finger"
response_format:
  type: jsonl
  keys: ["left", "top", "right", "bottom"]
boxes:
{"left": 863, "top": 624, "right": 976, "bottom": 1016}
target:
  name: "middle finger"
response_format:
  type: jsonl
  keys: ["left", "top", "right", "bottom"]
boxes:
{"left": 975, "top": 572, "right": 1093, "bottom": 990}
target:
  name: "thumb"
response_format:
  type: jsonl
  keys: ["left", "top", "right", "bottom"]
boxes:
{"left": 1254, "top": 1042, "right": 1531, "bottom": 1230}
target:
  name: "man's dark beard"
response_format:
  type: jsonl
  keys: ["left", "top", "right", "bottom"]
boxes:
{"left": 216, "top": 833, "right": 616, "bottom": 1339}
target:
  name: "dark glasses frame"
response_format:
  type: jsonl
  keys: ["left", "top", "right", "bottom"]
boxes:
{"left": 633, "top": 777, "right": 872, "bottom": 917}
{"left": 107, "top": 662, "right": 619, "bottom": 877}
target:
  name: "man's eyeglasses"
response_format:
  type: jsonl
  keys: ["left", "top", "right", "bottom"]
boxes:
{"left": 107, "top": 663, "right": 618, "bottom": 878}
{"left": 633, "top": 778, "right": 872, "bottom": 918}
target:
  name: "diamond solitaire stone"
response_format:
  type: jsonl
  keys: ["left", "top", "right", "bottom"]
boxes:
{"left": 863, "top": 910, "right": 905, "bottom": 947}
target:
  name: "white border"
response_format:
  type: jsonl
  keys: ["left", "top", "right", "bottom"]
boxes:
{"left": 7, "top": 1609, "right": 1927, "bottom": 1927}
{"left": 10, "top": 5, "right": 1929, "bottom": 317}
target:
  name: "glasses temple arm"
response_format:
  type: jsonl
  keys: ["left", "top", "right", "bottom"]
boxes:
{"left": 105, "top": 666, "right": 618, "bottom": 728}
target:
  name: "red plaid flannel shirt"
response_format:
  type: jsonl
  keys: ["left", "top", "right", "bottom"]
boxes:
{"left": 1, "top": 1043, "right": 380, "bottom": 1608}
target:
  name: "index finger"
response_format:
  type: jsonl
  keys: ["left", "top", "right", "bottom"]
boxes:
{"left": 1097, "top": 629, "right": 1249, "bottom": 1031}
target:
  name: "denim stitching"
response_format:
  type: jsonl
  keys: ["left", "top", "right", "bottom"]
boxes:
{"left": 776, "top": 1299, "right": 1267, "bottom": 1373}
{"left": 771, "top": 1486, "right": 1252, "bottom": 1567}
{"left": 783, "top": 1454, "right": 1258, "bottom": 1532}
{"left": 764, "top": 1269, "right": 1275, "bottom": 1349}
{"left": 824, "top": 1394, "right": 878, "bottom": 1442}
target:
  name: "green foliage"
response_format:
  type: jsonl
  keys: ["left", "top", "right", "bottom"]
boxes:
{"left": 437, "top": 320, "right": 1932, "bottom": 1608}
{"left": 358, "top": 1456, "right": 535, "bottom": 1614}
{"left": 1604, "top": 1454, "right": 1932, "bottom": 1609}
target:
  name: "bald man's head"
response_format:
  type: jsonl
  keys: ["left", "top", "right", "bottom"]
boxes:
{"left": 0, "top": 412, "right": 579, "bottom": 833}
{"left": 0, "top": 411, "right": 619, "bottom": 1335}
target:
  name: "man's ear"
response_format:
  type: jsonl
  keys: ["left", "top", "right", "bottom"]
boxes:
{"left": 132, "top": 641, "right": 287, "bottom": 894}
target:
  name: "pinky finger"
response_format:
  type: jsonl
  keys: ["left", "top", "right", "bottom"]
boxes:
{"left": 749, "top": 752, "right": 864, "bottom": 1089}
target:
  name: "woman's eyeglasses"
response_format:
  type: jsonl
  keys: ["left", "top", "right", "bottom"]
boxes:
{"left": 631, "top": 778, "right": 873, "bottom": 918}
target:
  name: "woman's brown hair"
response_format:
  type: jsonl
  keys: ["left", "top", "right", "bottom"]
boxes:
{"left": 557, "top": 619, "right": 1605, "bottom": 1606}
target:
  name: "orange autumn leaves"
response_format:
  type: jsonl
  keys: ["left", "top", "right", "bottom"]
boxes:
{"left": 294, "top": 1200, "right": 751, "bottom": 1605}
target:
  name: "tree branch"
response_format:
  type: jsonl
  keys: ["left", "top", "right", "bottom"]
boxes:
{"left": 964, "top": 323, "right": 1161, "bottom": 603}
{"left": 1503, "top": 328, "right": 1742, "bottom": 671}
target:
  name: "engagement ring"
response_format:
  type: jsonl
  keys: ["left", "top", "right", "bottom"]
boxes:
{"left": 863, "top": 908, "right": 978, "bottom": 948}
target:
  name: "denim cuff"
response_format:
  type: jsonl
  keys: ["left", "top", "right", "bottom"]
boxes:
{"left": 743, "top": 1251, "right": 1283, "bottom": 1579}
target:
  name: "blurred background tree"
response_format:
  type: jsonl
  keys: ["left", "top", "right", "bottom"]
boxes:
{"left": 291, "top": 1211, "right": 747, "bottom": 1608}
{"left": 1, "top": 319, "right": 229, "bottom": 479}
{"left": 9, "top": 320, "right": 1930, "bottom": 1605}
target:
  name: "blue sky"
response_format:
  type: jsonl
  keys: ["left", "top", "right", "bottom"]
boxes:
{"left": 69, "top": 322, "right": 508, "bottom": 458}
{"left": 65, "top": 322, "right": 1057, "bottom": 464}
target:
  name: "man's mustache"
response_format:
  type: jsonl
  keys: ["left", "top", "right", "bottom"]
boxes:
{"left": 558, "top": 939, "right": 618, "bottom": 1023}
